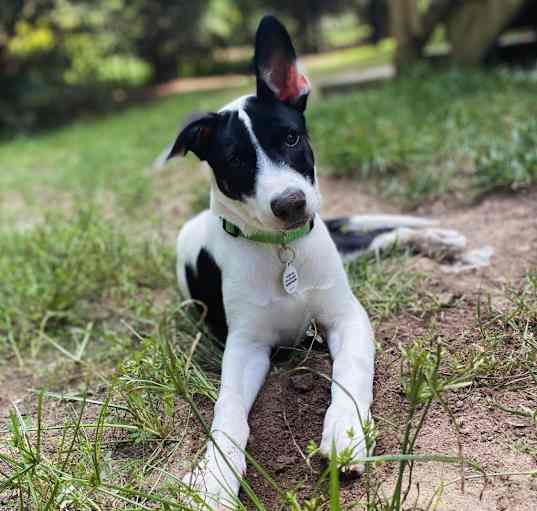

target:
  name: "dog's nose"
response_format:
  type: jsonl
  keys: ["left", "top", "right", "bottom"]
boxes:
{"left": 270, "top": 188, "right": 307, "bottom": 223}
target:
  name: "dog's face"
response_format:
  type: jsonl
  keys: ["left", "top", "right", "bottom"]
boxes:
{"left": 166, "top": 16, "right": 320, "bottom": 231}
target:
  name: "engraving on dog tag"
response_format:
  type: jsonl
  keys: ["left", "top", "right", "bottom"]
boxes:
{"left": 282, "top": 262, "right": 299, "bottom": 294}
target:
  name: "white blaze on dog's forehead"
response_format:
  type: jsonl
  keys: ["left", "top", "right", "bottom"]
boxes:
{"left": 237, "top": 109, "right": 291, "bottom": 177}
{"left": 236, "top": 109, "right": 283, "bottom": 173}
{"left": 237, "top": 108, "right": 255, "bottom": 135}
{"left": 236, "top": 109, "right": 266, "bottom": 163}
{"left": 219, "top": 98, "right": 268, "bottom": 168}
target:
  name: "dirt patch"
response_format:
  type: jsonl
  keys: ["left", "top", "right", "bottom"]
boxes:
{"left": 244, "top": 353, "right": 332, "bottom": 507}
{"left": 430, "top": 188, "right": 537, "bottom": 291}
{"left": 0, "top": 368, "right": 35, "bottom": 423}
{"left": 376, "top": 388, "right": 537, "bottom": 511}
{"left": 320, "top": 175, "right": 399, "bottom": 219}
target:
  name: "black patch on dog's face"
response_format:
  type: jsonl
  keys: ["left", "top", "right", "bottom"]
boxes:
{"left": 245, "top": 97, "right": 315, "bottom": 183}
{"left": 204, "top": 110, "right": 258, "bottom": 200}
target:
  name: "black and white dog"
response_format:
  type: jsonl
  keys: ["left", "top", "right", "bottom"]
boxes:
{"left": 162, "top": 15, "right": 469, "bottom": 509}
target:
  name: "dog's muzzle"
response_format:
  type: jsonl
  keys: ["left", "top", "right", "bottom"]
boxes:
{"left": 270, "top": 187, "right": 308, "bottom": 227}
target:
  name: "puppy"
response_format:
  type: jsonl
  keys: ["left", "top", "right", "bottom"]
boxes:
{"left": 163, "top": 15, "right": 467, "bottom": 510}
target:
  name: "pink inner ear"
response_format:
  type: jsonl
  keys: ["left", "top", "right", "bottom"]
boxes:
{"left": 278, "top": 64, "right": 310, "bottom": 102}
{"left": 266, "top": 55, "right": 310, "bottom": 103}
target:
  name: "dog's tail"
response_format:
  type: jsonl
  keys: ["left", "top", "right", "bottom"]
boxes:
{"left": 325, "top": 214, "right": 468, "bottom": 262}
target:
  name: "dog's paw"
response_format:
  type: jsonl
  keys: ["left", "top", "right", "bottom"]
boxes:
{"left": 320, "top": 405, "right": 374, "bottom": 475}
{"left": 181, "top": 457, "right": 243, "bottom": 510}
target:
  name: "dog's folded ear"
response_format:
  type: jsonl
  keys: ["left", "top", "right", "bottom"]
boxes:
{"left": 254, "top": 15, "right": 311, "bottom": 112}
{"left": 165, "top": 112, "right": 219, "bottom": 162}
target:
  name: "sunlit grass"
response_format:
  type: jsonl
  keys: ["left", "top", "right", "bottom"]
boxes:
{"left": 311, "top": 66, "right": 537, "bottom": 206}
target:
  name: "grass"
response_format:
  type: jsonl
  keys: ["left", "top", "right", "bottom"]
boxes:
{"left": 1, "top": 63, "right": 537, "bottom": 509}
{"left": 348, "top": 251, "right": 425, "bottom": 321}
{"left": 0, "top": 207, "right": 469, "bottom": 509}
{"left": 448, "top": 269, "right": 537, "bottom": 387}
{"left": 3, "top": 208, "right": 531, "bottom": 509}
{"left": 0, "top": 305, "right": 474, "bottom": 510}
{"left": 0, "top": 87, "right": 245, "bottom": 231}
{"left": 0, "top": 210, "right": 175, "bottom": 367}
{"left": 304, "top": 40, "right": 394, "bottom": 80}
{"left": 311, "top": 66, "right": 537, "bottom": 206}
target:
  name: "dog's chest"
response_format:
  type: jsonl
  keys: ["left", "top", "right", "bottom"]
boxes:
{"left": 219, "top": 237, "right": 334, "bottom": 307}
{"left": 215, "top": 236, "right": 338, "bottom": 344}
{"left": 181, "top": 212, "right": 346, "bottom": 345}
{"left": 245, "top": 290, "right": 313, "bottom": 345}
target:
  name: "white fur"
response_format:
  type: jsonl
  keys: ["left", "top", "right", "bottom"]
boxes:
{"left": 177, "top": 98, "right": 374, "bottom": 509}
{"left": 369, "top": 227, "right": 466, "bottom": 255}
{"left": 345, "top": 214, "right": 436, "bottom": 230}
{"left": 335, "top": 216, "right": 468, "bottom": 263}
{"left": 218, "top": 94, "right": 251, "bottom": 114}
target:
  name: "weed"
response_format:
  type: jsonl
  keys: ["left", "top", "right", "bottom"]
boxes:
{"left": 347, "top": 251, "right": 424, "bottom": 321}
{"left": 448, "top": 270, "right": 537, "bottom": 386}
{"left": 0, "top": 320, "right": 218, "bottom": 509}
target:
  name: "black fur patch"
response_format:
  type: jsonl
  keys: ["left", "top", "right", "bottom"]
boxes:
{"left": 325, "top": 218, "right": 394, "bottom": 254}
{"left": 185, "top": 249, "right": 228, "bottom": 344}
{"left": 167, "top": 113, "right": 219, "bottom": 161}
{"left": 205, "top": 110, "right": 259, "bottom": 201}
{"left": 245, "top": 96, "right": 315, "bottom": 183}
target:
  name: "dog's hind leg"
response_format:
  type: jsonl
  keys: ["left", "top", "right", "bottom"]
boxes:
{"left": 325, "top": 215, "right": 467, "bottom": 262}
{"left": 182, "top": 336, "right": 271, "bottom": 509}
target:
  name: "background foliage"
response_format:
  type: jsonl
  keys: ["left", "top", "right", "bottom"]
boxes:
{"left": 0, "top": 0, "right": 387, "bottom": 133}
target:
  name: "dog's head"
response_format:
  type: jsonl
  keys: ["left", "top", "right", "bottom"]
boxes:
{"left": 165, "top": 15, "right": 320, "bottom": 232}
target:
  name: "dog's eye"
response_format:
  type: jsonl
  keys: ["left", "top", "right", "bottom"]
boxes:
{"left": 285, "top": 132, "right": 300, "bottom": 148}
{"left": 228, "top": 155, "right": 241, "bottom": 168}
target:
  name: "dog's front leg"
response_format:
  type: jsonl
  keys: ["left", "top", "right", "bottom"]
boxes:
{"left": 183, "top": 335, "right": 271, "bottom": 510}
{"left": 318, "top": 293, "right": 375, "bottom": 473}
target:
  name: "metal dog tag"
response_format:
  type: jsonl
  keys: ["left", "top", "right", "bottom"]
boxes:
{"left": 282, "top": 262, "right": 299, "bottom": 294}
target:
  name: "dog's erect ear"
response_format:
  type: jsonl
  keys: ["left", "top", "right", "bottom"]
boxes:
{"left": 254, "top": 15, "right": 311, "bottom": 112}
{"left": 166, "top": 112, "right": 219, "bottom": 162}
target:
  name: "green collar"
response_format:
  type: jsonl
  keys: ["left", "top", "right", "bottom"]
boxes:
{"left": 222, "top": 217, "right": 314, "bottom": 244}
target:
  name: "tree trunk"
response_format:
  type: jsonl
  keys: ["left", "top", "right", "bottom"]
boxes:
{"left": 391, "top": 0, "right": 421, "bottom": 70}
{"left": 447, "top": 0, "right": 527, "bottom": 64}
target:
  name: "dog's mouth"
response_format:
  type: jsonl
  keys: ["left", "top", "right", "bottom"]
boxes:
{"left": 283, "top": 216, "right": 311, "bottom": 231}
